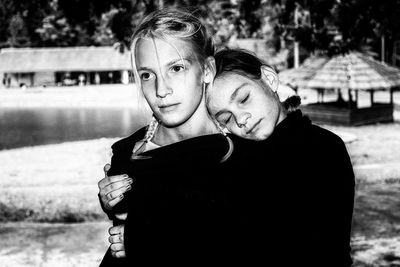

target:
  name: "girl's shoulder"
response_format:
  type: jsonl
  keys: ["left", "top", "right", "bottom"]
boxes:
{"left": 142, "top": 133, "right": 232, "bottom": 163}
{"left": 307, "top": 123, "right": 346, "bottom": 149}
{"left": 111, "top": 126, "right": 147, "bottom": 154}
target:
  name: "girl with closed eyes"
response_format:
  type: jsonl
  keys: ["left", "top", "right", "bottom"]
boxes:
{"left": 206, "top": 48, "right": 355, "bottom": 267}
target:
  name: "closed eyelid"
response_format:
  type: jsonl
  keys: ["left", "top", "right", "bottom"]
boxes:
{"left": 240, "top": 93, "right": 250, "bottom": 103}
{"left": 230, "top": 83, "right": 250, "bottom": 103}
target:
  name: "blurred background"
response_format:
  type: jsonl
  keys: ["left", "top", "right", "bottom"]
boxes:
{"left": 1, "top": 0, "right": 400, "bottom": 266}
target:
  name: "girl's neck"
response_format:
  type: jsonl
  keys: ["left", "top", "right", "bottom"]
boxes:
{"left": 152, "top": 98, "right": 219, "bottom": 146}
{"left": 277, "top": 104, "right": 288, "bottom": 125}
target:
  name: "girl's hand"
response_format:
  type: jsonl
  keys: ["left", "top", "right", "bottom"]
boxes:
{"left": 109, "top": 224, "right": 126, "bottom": 258}
{"left": 98, "top": 164, "right": 133, "bottom": 212}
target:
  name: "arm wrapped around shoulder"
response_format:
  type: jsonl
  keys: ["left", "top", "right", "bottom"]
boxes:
{"left": 98, "top": 142, "right": 134, "bottom": 222}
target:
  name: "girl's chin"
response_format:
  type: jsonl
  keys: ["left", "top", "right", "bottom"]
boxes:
{"left": 251, "top": 130, "right": 272, "bottom": 141}
{"left": 158, "top": 116, "right": 188, "bottom": 128}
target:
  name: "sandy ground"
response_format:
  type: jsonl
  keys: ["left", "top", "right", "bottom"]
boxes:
{"left": 0, "top": 222, "right": 110, "bottom": 267}
{"left": 1, "top": 85, "right": 400, "bottom": 266}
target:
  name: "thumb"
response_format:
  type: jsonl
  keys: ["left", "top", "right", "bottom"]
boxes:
{"left": 103, "top": 163, "right": 111, "bottom": 177}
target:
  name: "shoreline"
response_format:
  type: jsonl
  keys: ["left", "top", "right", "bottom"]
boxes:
{"left": 0, "top": 84, "right": 148, "bottom": 109}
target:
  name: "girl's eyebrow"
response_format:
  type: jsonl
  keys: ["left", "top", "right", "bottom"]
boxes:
{"left": 167, "top": 58, "right": 192, "bottom": 66}
{"left": 214, "top": 82, "right": 250, "bottom": 118}
{"left": 137, "top": 66, "right": 153, "bottom": 72}
{"left": 137, "top": 58, "right": 192, "bottom": 71}
{"left": 229, "top": 83, "right": 249, "bottom": 103}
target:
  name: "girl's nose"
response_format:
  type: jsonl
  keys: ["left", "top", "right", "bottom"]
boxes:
{"left": 236, "top": 112, "right": 251, "bottom": 128}
{"left": 156, "top": 76, "right": 173, "bottom": 98}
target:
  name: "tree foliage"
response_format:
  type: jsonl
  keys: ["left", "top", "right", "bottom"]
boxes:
{"left": 272, "top": 0, "right": 400, "bottom": 59}
{"left": 1, "top": 0, "right": 400, "bottom": 63}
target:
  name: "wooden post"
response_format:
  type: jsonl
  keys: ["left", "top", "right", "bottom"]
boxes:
{"left": 294, "top": 42, "right": 299, "bottom": 68}
{"left": 370, "top": 90, "right": 374, "bottom": 106}
{"left": 355, "top": 90, "right": 358, "bottom": 108}
{"left": 294, "top": 4, "right": 300, "bottom": 68}
{"left": 121, "top": 70, "right": 129, "bottom": 84}
{"left": 95, "top": 73, "right": 101, "bottom": 85}
{"left": 381, "top": 35, "right": 385, "bottom": 63}
{"left": 0, "top": 72, "right": 4, "bottom": 89}
{"left": 348, "top": 90, "right": 352, "bottom": 109}
{"left": 390, "top": 88, "right": 394, "bottom": 104}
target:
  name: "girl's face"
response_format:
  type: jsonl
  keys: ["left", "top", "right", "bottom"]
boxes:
{"left": 207, "top": 70, "right": 284, "bottom": 141}
{"left": 135, "top": 37, "right": 205, "bottom": 128}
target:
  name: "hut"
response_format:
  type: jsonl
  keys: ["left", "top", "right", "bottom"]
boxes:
{"left": 0, "top": 47, "right": 132, "bottom": 88}
{"left": 279, "top": 52, "right": 400, "bottom": 125}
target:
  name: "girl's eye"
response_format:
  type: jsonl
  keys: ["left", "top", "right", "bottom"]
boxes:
{"left": 240, "top": 94, "right": 250, "bottom": 104}
{"left": 171, "top": 65, "right": 185, "bottom": 73}
{"left": 140, "top": 72, "right": 154, "bottom": 81}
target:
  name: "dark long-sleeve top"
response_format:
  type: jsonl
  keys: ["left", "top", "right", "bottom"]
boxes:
{"left": 100, "top": 130, "right": 238, "bottom": 266}
{"left": 232, "top": 110, "right": 355, "bottom": 267}
{"left": 99, "top": 110, "right": 355, "bottom": 266}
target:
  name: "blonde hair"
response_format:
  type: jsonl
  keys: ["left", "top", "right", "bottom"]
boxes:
{"left": 129, "top": 8, "right": 233, "bottom": 162}
{"left": 130, "top": 8, "right": 215, "bottom": 93}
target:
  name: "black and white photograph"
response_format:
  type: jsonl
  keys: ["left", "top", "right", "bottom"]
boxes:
{"left": 0, "top": 0, "right": 399, "bottom": 266}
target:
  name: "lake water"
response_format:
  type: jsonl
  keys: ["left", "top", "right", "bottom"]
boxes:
{"left": 0, "top": 107, "right": 149, "bottom": 150}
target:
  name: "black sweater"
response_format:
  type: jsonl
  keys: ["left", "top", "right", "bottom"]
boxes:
{"left": 99, "top": 110, "right": 355, "bottom": 266}
{"left": 229, "top": 110, "right": 355, "bottom": 266}
{"left": 100, "top": 130, "right": 238, "bottom": 266}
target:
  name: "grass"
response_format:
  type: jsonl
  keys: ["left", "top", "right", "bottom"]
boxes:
{"left": 313, "top": 122, "right": 400, "bottom": 267}
{"left": 0, "top": 138, "right": 116, "bottom": 223}
{"left": 324, "top": 122, "right": 400, "bottom": 166}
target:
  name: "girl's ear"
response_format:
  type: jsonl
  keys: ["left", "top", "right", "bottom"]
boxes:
{"left": 260, "top": 65, "right": 279, "bottom": 93}
{"left": 204, "top": 56, "right": 216, "bottom": 84}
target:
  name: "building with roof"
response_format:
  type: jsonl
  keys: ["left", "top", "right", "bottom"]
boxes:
{"left": 0, "top": 46, "right": 132, "bottom": 88}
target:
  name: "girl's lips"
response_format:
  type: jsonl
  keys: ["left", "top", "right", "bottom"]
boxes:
{"left": 159, "top": 103, "right": 179, "bottom": 112}
{"left": 246, "top": 119, "right": 262, "bottom": 135}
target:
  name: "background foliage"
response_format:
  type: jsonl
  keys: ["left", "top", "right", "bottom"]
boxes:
{"left": 1, "top": 0, "right": 400, "bottom": 63}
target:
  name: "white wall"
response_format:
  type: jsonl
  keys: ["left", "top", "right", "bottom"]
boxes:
{"left": 34, "top": 72, "right": 56, "bottom": 87}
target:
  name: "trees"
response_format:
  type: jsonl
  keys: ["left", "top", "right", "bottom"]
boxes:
{"left": 0, "top": 0, "right": 399, "bottom": 65}
{"left": 272, "top": 0, "right": 400, "bottom": 62}
{"left": 0, "top": 0, "right": 51, "bottom": 48}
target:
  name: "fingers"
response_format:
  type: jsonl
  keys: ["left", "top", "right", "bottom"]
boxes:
{"left": 100, "top": 179, "right": 133, "bottom": 210}
{"left": 115, "top": 213, "right": 128, "bottom": 220}
{"left": 103, "top": 163, "right": 111, "bottom": 177}
{"left": 109, "top": 233, "right": 124, "bottom": 243}
{"left": 111, "top": 250, "right": 126, "bottom": 258}
{"left": 109, "top": 225, "right": 124, "bottom": 235}
{"left": 99, "top": 173, "right": 133, "bottom": 210}
{"left": 102, "top": 180, "right": 133, "bottom": 198}
{"left": 109, "top": 225, "right": 126, "bottom": 258}
{"left": 105, "top": 194, "right": 124, "bottom": 210}
{"left": 110, "top": 242, "right": 126, "bottom": 258}
{"left": 98, "top": 174, "right": 131, "bottom": 190}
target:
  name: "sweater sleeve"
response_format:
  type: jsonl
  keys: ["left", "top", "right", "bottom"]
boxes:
{"left": 317, "top": 136, "right": 355, "bottom": 266}
{"left": 98, "top": 142, "right": 132, "bottom": 222}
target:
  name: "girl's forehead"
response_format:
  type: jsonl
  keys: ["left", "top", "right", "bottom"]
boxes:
{"left": 135, "top": 37, "right": 196, "bottom": 64}
{"left": 214, "top": 72, "right": 250, "bottom": 84}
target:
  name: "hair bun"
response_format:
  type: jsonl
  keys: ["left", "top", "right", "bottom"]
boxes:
{"left": 283, "top": 95, "right": 301, "bottom": 112}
